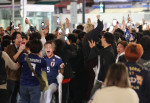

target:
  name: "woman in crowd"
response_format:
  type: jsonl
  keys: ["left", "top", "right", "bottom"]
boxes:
{"left": 91, "top": 63, "right": 139, "bottom": 103}
{"left": 0, "top": 51, "right": 19, "bottom": 103}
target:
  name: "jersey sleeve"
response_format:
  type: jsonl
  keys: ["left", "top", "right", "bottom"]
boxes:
{"left": 19, "top": 53, "right": 25, "bottom": 65}
{"left": 57, "top": 58, "right": 63, "bottom": 70}
{"left": 41, "top": 58, "right": 47, "bottom": 69}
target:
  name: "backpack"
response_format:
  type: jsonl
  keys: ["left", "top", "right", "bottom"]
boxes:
{"left": 0, "top": 51, "right": 6, "bottom": 85}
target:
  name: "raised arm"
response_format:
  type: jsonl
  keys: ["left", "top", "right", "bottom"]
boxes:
{"left": 65, "top": 18, "right": 71, "bottom": 34}
{"left": 13, "top": 45, "right": 25, "bottom": 61}
{"left": 25, "top": 18, "right": 31, "bottom": 27}
{"left": 94, "top": 15, "right": 103, "bottom": 32}
{"left": 59, "top": 63, "right": 65, "bottom": 74}
{"left": 87, "top": 15, "right": 103, "bottom": 40}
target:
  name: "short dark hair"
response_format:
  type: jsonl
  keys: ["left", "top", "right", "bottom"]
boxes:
{"left": 117, "top": 40, "right": 128, "bottom": 48}
{"left": 77, "top": 24, "right": 84, "bottom": 31}
{"left": 1, "top": 39, "right": 10, "bottom": 50}
{"left": 11, "top": 32, "right": 22, "bottom": 43}
{"left": 103, "top": 32, "right": 115, "bottom": 44}
{"left": 3, "top": 35, "right": 11, "bottom": 41}
{"left": 115, "top": 28, "right": 124, "bottom": 35}
{"left": 29, "top": 32, "right": 41, "bottom": 40}
{"left": 113, "top": 32, "right": 125, "bottom": 42}
{"left": 130, "top": 32, "right": 137, "bottom": 42}
{"left": 136, "top": 32, "right": 143, "bottom": 43}
{"left": 29, "top": 39, "right": 42, "bottom": 54}
{"left": 67, "top": 34, "right": 77, "bottom": 43}
{"left": 140, "top": 35, "right": 150, "bottom": 51}
{"left": 105, "top": 63, "right": 130, "bottom": 88}
{"left": 72, "top": 29, "right": 82, "bottom": 36}
{"left": 54, "top": 39, "right": 65, "bottom": 52}
{"left": 45, "top": 33, "right": 55, "bottom": 42}
{"left": 114, "top": 32, "right": 121, "bottom": 42}
{"left": 78, "top": 32, "right": 86, "bottom": 40}
{"left": 21, "top": 32, "right": 28, "bottom": 40}
{"left": 143, "top": 30, "right": 150, "bottom": 36}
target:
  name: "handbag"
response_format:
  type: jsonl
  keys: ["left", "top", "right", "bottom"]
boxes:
{"left": 90, "top": 80, "right": 102, "bottom": 98}
{"left": 25, "top": 54, "right": 48, "bottom": 92}
{"left": 90, "top": 56, "right": 102, "bottom": 98}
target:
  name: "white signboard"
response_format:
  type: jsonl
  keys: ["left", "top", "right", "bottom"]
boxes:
{"left": 70, "top": 2, "right": 77, "bottom": 24}
{"left": 25, "top": 5, "right": 54, "bottom": 12}
{"left": 94, "top": 0, "right": 128, "bottom": 2}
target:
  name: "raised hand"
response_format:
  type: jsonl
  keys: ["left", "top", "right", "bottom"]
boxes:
{"left": 60, "top": 63, "right": 65, "bottom": 69}
{"left": 88, "top": 40, "right": 95, "bottom": 48}
{"left": 97, "top": 15, "right": 100, "bottom": 20}
{"left": 25, "top": 18, "right": 31, "bottom": 26}
{"left": 87, "top": 18, "right": 92, "bottom": 24}
{"left": 66, "top": 39, "right": 70, "bottom": 45}
{"left": 60, "top": 21, "right": 63, "bottom": 28}
{"left": 65, "top": 18, "right": 70, "bottom": 28}
{"left": 142, "top": 18, "right": 145, "bottom": 24}
{"left": 25, "top": 18, "right": 29, "bottom": 24}
{"left": 18, "top": 24, "right": 22, "bottom": 33}
{"left": 45, "top": 19, "right": 49, "bottom": 26}
{"left": 18, "top": 44, "right": 25, "bottom": 53}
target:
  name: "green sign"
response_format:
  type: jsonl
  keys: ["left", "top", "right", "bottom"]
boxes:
{"left": 99, "top": 2, "right": 105, "bottom": 13}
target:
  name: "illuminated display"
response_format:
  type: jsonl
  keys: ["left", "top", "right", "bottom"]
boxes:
{"left": 94, "top": 0, "right": 146, "bottom": 2}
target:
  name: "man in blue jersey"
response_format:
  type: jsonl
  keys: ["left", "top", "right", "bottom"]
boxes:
{"left": 19, "top": 39, "right": 46, "bottom": 103}
{"left": 125, "top": 43, "right": 150, "bottom": 103}
{"left": 41, "top": 41, "right": 64, "bottom": 103}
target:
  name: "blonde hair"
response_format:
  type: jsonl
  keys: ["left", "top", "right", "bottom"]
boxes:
{"left": 104, "top": 63, "right": 131, "bottom": 88}
{"left": 84, "top": 23, "right": 94, "bottom": 33}
{"left": 44, "top": 41, "right": 56, "bottom": 50}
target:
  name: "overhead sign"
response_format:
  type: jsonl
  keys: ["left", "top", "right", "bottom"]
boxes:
{"left": 99, "top": 2, "right": 105, "bottom": 13}
{"left": 94, "top": 0, "right": 146, "bottom": 2}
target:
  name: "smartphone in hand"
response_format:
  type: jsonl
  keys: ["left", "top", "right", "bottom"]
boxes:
{"left": 112, "top": 19, "right": 117, "bottom": 26}
{"left": 65, "top": 28, "right": 69, "bottom": 35}
{"left": 41, "top": 22, "right": 45, "bottom": 30}
{"left": 57, "top": 17, "right": 60, "bottom": 25}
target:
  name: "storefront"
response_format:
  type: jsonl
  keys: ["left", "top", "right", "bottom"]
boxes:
{"left": 0, "top": 4, "right": 54, "bottom": 33}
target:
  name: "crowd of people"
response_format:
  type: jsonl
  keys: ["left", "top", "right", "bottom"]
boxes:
{"left": 0, "top": 15, "right": 150, "bottom": 103}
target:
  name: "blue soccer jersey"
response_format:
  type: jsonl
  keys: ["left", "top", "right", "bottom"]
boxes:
{"left": 44, "top": 55, "right": 63, "bottom": 85}
{"left": 125, "top": 62, "right": 150, "bottom": 103}
{"left": 19, "top": 53, "right": 46, "bottom": 86}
